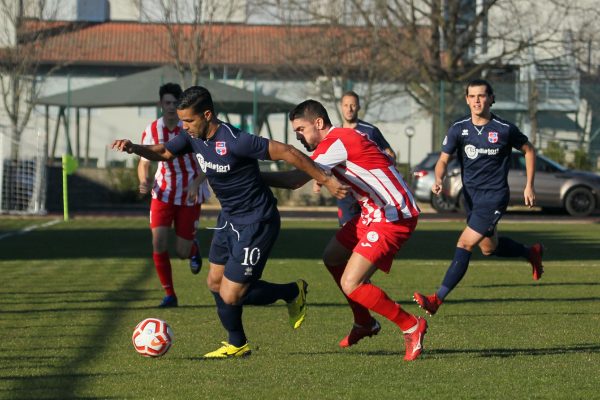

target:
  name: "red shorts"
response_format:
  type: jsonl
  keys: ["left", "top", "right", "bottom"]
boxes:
{"left": 335, "top": 215, "right": 418, "bottom": 273}
{"left": 149, "top": 199, "right": 201, "bottom": 240}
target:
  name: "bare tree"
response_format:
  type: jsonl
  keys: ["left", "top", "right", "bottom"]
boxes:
{"left": 135, "top": 0, "right": 246, "bottom": 86}
{"left": 0, "top": 0, "right": 62, "bottom": 158}
{"left": 253, "top": 0, "right": 586, "bottom": 148}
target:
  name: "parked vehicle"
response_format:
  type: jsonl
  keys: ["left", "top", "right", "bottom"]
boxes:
{"left": 441, "top": 152, "right": 600, "bottom": 217}
{"left": 410, "top": 152, "right": 460, "bottom": 212}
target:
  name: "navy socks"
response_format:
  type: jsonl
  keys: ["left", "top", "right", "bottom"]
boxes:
{"left": 437, "top": 247, "right": 472, "bottom": 300}
{"left": 493, "top": 236, "right": 530, "bottom": 258}
{"left": 211, "top": 291, "right": 246, "bottom": 347}
{"left": 242, "top": 280, "right": 298, "bottom": 305}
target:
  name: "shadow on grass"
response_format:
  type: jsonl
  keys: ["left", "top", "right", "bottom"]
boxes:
{"left": 472, "top": 282, "right": 600, "bottom": 288}
{"left": 426, "top": 343, "right": 600, "bottom": 358}
{"left": 4, "top": 260, "right": 155, "bottom": 399}
{"left": 2, "top": 226, "right": 600, "bottom": 261}
{"left": 287, "top": 343, "right": 600, "bottom": 359}
{"left": 435, "top": 296, "right": 600, "bottom": 305}
{"left": 0, "top": 303, "right": 216, "bottom": 314}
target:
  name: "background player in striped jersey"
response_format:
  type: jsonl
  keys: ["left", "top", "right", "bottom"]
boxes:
{"left": 138, "top": 83, "right": 210, "bottom": 308}
{"left": 263, "top": 100, "right": 427, "bottom": 361}
{"left": 413, "top": 79, "right": 544, "bottom": 316}
{"left": 337, "top": 91, "right": 396, "bottom": 226}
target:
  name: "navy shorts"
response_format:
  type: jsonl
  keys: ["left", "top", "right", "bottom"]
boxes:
{"left": 463, "top": 188, "right": 509, "bottom": 237}
{"left": 208, "top": 211, "right": 281, "bottom": 284}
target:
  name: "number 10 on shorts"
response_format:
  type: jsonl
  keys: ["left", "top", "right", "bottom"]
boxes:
{"left": 242, "top": 247, "right": 261, "bottom": 266}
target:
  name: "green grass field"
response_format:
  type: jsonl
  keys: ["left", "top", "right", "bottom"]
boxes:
{"left": 0, "top": 216, "right": 599, "bottom": 399}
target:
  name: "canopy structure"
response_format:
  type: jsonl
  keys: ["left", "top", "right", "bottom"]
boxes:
{"left": 36, "top": 66, "right": 294, "bottom": 164}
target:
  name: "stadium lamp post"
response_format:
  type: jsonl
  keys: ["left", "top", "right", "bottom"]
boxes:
{"left": 405, "top": 126, "right": 415, "bottom": 169}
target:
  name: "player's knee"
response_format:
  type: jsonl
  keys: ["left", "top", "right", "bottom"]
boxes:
{"left": 339, "top": 276, "right": 359, "bottom": 296}
{"left": 219, "top": 290, "right": 242, "bottom": 305}
{"left": 481, "top": 248, "right": 495, "bottom": 257}
{"left": 206, "top": 276, "right": 220, "bottom": 293}
{"left": 456, "top": 241, "right": 475, "bottom": 252}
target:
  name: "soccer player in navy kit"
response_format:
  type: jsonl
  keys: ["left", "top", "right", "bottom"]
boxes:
{"left": 337, "top": 91, "right": 396, "bottom": 226}
{"left": 112, "top": 86, "right": 348, "bottom": 358}
{"left": 413, "top": 79, "right": 544, "bottom": 316}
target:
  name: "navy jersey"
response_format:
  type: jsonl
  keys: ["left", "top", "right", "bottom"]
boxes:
{"left": 165, "top": 122, "right": 277, "bottom": 224}
{"left": 442, "top": 114, "right": 528, "bottom": 192}
{"left": 355, "top": 119, "right": 392, "bottom": 152}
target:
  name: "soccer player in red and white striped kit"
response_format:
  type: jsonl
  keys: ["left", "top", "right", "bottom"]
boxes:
{"left": 263, "top": 99, "right": 427, "bottom": 361}
{"left": 138, "top": 83, "right": 210, "bottom": 308}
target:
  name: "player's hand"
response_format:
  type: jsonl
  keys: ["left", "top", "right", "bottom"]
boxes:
{"left": 138, "top": 180, "right": 151, "bottom": 195}
{"left": 524, "top": 185, "right": 536, "bottom": 208}
{"left": 312, "top": 180, "right": 321, "bottom": 194}
{"left": 431, "top": 181, "right": 443, "bottom": 196}
{"left": 322, "top": 175, "right": 349, "bottom": 199}
{"left": 111, "top": 139, "right": 134, "bottom": 153}
{"left": 186, "top": 187, "right": 199, "bottom": 205}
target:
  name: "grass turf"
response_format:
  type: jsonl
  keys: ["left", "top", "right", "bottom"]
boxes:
{"left": 0, "top": 216, "right": 598, "bottom": 399}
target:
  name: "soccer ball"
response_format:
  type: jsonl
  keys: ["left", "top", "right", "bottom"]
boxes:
{"left": 132, "top": 318, "right": 173, "bottom": 357}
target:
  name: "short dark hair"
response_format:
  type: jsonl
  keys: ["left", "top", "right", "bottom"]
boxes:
{"left": 159, "top": 83, "right": 183, "bottom": 100}
{"left": 289, "top": 99, "right": 332, "bottom": 126}
{"left": 465, "top": 79, "right": 494, "bottom": 97}
{"left": 177, "top": 86, "right": 215, "bottom": 114}
{"left": 341, "top": 90, "right": 360, "bottom": 105}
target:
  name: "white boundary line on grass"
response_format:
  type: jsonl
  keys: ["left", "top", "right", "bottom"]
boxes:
{"left": 0, "top": 219, "right": 61, "bottom": 241}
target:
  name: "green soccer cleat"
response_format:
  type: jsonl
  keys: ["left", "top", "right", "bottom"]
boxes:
{"left": 287, "top": 279, "right": 308, "bottom": 329}
{"left": 203, "top": 341, "right": 251, "bottom": 359}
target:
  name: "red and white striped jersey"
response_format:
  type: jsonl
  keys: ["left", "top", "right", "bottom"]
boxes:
{"left": 141, "top": 117, "right": 210, "bottom": 205}
{"left": 312, "top": 127, "right": 420, "bottom": 224}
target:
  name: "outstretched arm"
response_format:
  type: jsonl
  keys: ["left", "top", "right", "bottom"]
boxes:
{"left": 266, "top": 140, "right": 348, "bottom": 199}
{"left": 111, "top": 139, "right": 175, "bottom": 162}
{"left": 261, "top": 169, "right": 312, "bottom": 189}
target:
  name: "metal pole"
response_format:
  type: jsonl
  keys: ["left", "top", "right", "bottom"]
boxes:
{"left": 408, "top": 136, "right": 412, "bottom": 170}
{"left": 0, "top": 132, "right": 3, "bottom": 212}
{"left": 252, "top": 78, "right": 258, "bottom": 134}
{"left": 439, "top": 80, "right": 445, "bottom": 149}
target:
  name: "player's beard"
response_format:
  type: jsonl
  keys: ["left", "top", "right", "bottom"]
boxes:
{"left": 300, "top": 138, "right": 315, "bottom": 152}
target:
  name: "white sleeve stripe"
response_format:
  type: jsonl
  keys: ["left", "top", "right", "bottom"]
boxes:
{"left": 452, "top": 117, "right": 471, "bottom": 127}
{"left": 313, "top": 139, "right": 347, "bottom": 170}
{"left": 492, "top": 118, "right": 510, "bottom": 127}
{"left": 223, "top": 124, "right": 238, "bottom": 138}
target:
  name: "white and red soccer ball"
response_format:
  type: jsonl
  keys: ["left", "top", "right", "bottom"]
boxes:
{"left": 132, "top": 318, "right": 173, "bottom": 357}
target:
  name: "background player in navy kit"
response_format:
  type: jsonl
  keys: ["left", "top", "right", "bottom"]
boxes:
{"left": 112, "top": 86, "right": 347, "bottom": 358}
{"left": 337, "top": 91, "right": 396, "bottom": 225}
{"left": 413, "top": 79, "right": 544, "bottom": 316}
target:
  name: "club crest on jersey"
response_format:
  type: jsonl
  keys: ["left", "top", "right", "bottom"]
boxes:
{"left": 366, "top": 231, "right": 379, "bottom": 243}
{"left": 488, "top": 131, "right": 498, "bottom": 144}
{"left": 215, "top": 141, "right": 227, "bottom": 156}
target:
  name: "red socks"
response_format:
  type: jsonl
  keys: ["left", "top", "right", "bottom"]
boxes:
{"left": 326, "top": 264, "right": 373, "bottom": 326}
{"left": 152, "top": 252, "right": 175, "bottom": 296}
{"left": 348, "top": 283, "right": 416, "bottom": 331}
